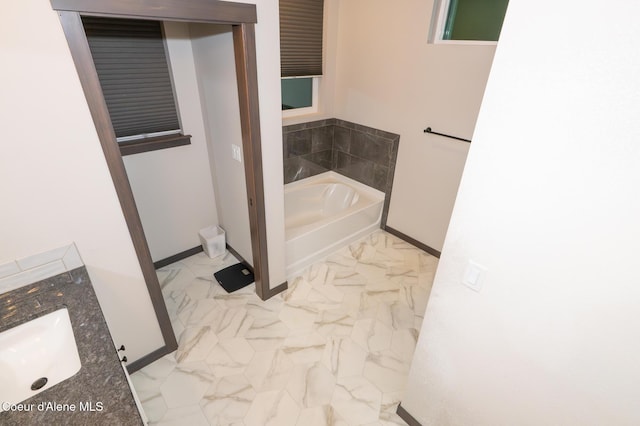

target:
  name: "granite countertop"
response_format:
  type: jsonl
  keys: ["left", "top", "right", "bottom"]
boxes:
{"left": 0, "top": 267, "right": 143, "bottom": 426}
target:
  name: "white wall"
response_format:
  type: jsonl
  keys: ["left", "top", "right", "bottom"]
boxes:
{"left": 122, "top": 22, "right": 219, "bottom": 262}
{"left": 402, "top": 1, "right": 640, "bottom": 424}
{"left": 1, "top": 1, "right": 164, "bottom": 363}
{"left": 333, "top": 0, "right": 495, "bottom": 251}
{"left": 190, "top": 24, "right": 253, "bottom": 264}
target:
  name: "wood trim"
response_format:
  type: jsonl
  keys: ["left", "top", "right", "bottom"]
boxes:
{"left": 153, "top": 245, "right": 203, "bottom": 270}
{"left": 57, "top": 12, "right": 178, "bottom": 356}
{"left": 153, "top": 243, "right": 254, "bottom": 272}
{"left": 225, "top": 243, "right": 254, "bottom": 274}
{"left": 232, "top": 23, "right": 271, "bottom": 301}
{"left": 51, "top": 0, "right": 257, "bottom": 24}
{"left": 396, "top": 404, "right": 423, "bottom": 426}
{"left": 384, "top": 225, "right": 442, "bottom": 258}
{"left": 264, "top": 281, "right": 288, "bottom": 299}
{"left": 126, "top": 345, "right": 174, "bottom": 374}
{"left": 119, "top": 134, "right": 192, "bottom": 156}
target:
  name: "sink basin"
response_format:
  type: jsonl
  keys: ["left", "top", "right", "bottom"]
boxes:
{"left": 0, "top": 308, "right": 81, "bottom": 410}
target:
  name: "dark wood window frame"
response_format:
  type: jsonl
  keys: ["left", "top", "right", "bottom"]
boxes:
{"left": 51, "top": 0, "right": 287, "bottom": 373}
{"left": 119, "top": 133, "right": 192, "bottom": 156}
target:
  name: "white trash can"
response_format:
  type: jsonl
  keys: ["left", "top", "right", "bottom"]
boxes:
{"left": 199, "top": 225, "right": 226, "bottom": 258}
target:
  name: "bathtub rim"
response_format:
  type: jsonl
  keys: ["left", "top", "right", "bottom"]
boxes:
{"left": 284, "top": 171, "right": 385, "bottom": 201}
{"left": 284, "top": 172, "right": 385, "bottom": 240}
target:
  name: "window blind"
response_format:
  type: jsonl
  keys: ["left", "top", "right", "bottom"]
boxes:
{"left": 82, "top": 17, "right": 181, "bottom": 139}
{"left": 279, "top": 0, "right": 324, "bottom": 77}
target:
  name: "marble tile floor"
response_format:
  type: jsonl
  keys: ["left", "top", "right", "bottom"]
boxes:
{"left": 131, "top": 230, "right": 438, "bottom": 426}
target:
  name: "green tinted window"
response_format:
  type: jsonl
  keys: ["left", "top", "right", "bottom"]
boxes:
{"left": 281, "top": 78, "right": 313, "bottom": 110}
{"left": 444, "top": 0, "right": 509, "bottom": 41}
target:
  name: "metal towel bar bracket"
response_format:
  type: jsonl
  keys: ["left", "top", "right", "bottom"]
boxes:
{"left": 423, "top": 127, "right": 471, "bottom": 143}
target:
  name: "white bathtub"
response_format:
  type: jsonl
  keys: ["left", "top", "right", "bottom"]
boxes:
{"left": 285, "top": 171, "right": 385, "bottom": 276}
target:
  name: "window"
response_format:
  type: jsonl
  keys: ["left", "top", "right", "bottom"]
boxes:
{"left": 282, "top": 78, "right": 313, "bottom": 110}
{"left": 281, "top": 76, "right": 319, "bottom": 117}
{"left": 82, "top": 17, "right": 190, "bottom": 155}
{"left": 279, "top": 0, "right": 324, "bottom": 115}
{"left": 431, "top": 0, "right": 509, "bottom": 43}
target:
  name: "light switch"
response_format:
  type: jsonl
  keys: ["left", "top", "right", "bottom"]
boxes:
{"left": 231, "top": 144, "right": 242, "bottom": 162}
{"left": 463, "top": 260, "right": 487, "bottom": 292}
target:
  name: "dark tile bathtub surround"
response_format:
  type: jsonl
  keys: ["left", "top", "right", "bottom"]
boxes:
{"left": 283, "top": 119, "right": 335, "bottom": 181}
{"left": 0, "top": 268, "right": 142, "bottom": 426}
{"left": 283, "top": 118, "right": 400, "bottom": 226}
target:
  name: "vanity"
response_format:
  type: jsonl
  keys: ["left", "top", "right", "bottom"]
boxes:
{"left": 0, "top": 267, "right": 144, "bottom": 425}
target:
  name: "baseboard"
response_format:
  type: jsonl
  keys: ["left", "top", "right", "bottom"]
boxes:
{"left": 153, "top": 243, "right": 254, "bottom": 271}
{"left": 126, "top": 344, "right": 176, "bottom": 374}
{"left": 225, "top": 243, "right": 254, "bottom": 274}
{"left": 384, "top": 226, "right": 441, "bottom": 258}
{"left": 153, "top": 246, "right": 203, "bottom": 269}
{"left": 396, "top": 403, "right": 423, "bottom": 426}
{"left": 263, "top": 280, "right": 288, "bottom": 300}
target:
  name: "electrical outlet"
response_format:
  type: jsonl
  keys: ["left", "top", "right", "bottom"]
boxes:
{"left": 462, "top": 260, "right": 487, "bottom": 292}
{"left": 231, "top": 144, "right": 242, "bottom": 162}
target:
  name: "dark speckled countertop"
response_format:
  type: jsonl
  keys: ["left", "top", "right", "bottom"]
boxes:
{"left": 0, "top": 267, "right": 143, "bottom": 426}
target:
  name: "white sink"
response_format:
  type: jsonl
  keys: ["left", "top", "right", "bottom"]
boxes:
{"left": 0, "top": 308, "right": 81, "bottom": 410}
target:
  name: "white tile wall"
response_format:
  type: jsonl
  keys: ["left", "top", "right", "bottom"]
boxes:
{"left": 0, "top": 261, "right": 21, "bottom": 280}
{"left": 16, "top": 245, "right": 69, "bottom": 271}
{"left": 0, "top": 243, "right": 84, "bottom": 295}
{"left": 62, "top": 245, "right": 84, "bottom": 271}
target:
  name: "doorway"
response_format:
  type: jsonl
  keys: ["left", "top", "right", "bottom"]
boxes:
{"left": 51, "top": 0, "right": 277, "bottom": 372}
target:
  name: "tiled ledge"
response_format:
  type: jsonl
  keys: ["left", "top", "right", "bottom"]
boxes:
{"left": 0, "top": 243, "right": 84, "bottom": 295}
